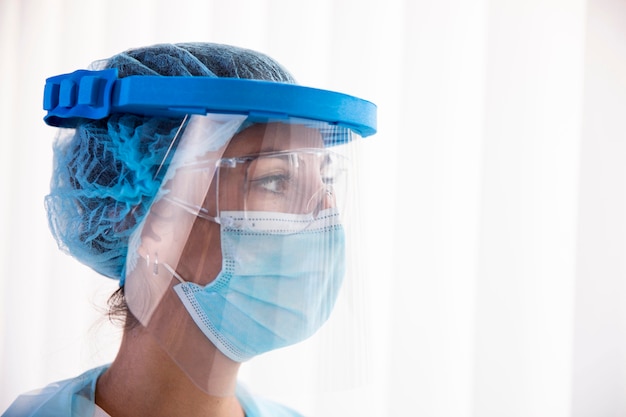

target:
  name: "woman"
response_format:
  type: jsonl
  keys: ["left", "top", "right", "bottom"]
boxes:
{"left": 4, "top": 42, "right": 376, "bottom": 417}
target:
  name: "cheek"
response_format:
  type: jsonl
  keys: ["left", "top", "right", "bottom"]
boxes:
{"left": 244, "top": 187, "right": 286, "bottom": 212}
{"left": 177, "top": 216, "right": 223, "bottom": 285}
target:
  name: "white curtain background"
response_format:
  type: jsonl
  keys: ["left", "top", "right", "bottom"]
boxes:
{"left": 1, "top": 0, "right": 626, "bottom": 416}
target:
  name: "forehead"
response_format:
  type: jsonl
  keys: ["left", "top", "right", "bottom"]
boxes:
{"left": 222, "top": 122, "right": 325, "bottom": 157}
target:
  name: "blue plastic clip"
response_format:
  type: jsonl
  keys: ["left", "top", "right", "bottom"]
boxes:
{"left": 43, "top": 69, "right": 118, "bottom": 127}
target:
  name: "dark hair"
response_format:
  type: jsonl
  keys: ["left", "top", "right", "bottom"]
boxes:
{"left": 107, "top": 287, "right": 140, "bottom": 329}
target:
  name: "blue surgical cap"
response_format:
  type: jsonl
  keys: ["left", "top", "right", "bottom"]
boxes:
{"left": 45, "top": 43, "right": 296, "bottom": 280}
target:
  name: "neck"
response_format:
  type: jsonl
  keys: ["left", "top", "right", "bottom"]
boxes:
{"left": 96, "top": 325, "right": 244, "bottom": 417}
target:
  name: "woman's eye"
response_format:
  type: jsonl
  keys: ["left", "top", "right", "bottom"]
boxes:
{"left": 253, "top": 174, "right": 292, "bottom": 194}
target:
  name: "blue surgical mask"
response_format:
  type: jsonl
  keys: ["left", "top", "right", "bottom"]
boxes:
{"left": 171, "top": 208, "right": 345, "bottom": 362}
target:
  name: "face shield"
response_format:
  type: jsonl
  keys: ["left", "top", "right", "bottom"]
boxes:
{"left": 43, "top": 69, "right": 377, "bottom": 399}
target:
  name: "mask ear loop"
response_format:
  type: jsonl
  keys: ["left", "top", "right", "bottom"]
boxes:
{"left": 161, "top": 261, "right": 187, "bottom": 285}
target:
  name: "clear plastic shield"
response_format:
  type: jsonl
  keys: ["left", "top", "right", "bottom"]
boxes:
{"left": 124, "top": 113, "right": 368, "bottom": 398}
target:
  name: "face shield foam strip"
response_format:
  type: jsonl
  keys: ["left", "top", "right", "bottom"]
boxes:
{"left": 43, "top": 68, "right": 377, "bottom": 137}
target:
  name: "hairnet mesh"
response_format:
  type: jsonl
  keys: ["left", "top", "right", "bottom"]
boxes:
{"left": 45, "top": 43, "right": 296, "bottom": 280}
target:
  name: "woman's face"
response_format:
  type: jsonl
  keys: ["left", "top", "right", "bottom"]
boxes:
{"left": 176, "top": 122, "right": 332, "bottom": 285}
{"left": 125, "top": 119, "right": 354, "bottom": 381}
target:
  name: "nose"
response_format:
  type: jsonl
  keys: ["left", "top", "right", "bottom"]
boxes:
{"left": 306, "top": 184, "right": 336, "bottom": 216}
{"left": 321, "top": 186, "right": 336, "bottom": 210}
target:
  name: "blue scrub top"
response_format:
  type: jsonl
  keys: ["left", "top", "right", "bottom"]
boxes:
{"left": 2, "top": 365, "right": 304, "bottom": 417}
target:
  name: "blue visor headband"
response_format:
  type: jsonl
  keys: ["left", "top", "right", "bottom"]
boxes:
{"left": 43, "top": 69, "right": 377, "bottom": 137}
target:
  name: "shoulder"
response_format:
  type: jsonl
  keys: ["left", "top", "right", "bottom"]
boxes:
{"left": 236, "top": 384, "right": 306, "bottom": 417}
{"left": 2, "top": 366, "right": 109, "bottom": 417}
